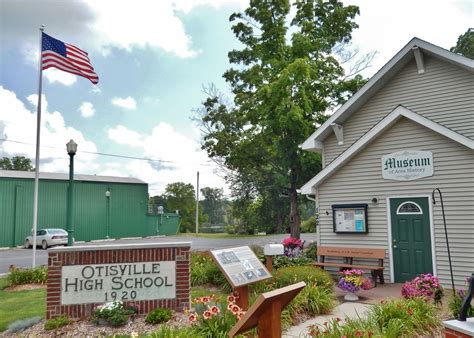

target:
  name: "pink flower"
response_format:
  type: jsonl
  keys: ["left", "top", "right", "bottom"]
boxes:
{"left": 210, "top": 306, "right": 220, "bottom": 314}
{"left": 188, "top": 313, "right": 198, "bottom": 323}
{"left": 203, "top": 310, "right": 213, "bottom": 319}
{"left": 227, "top": 295, "right": 236, "bottom": 303}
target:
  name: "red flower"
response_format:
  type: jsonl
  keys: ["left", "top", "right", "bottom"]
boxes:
{"left": 355, "top": 330, "right": 363, "bottom": 337}
{"left": 210, "top": 306, "right": 220, "bottom": 314}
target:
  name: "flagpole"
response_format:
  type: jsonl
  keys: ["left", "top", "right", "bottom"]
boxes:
{"left": 32, "top": 24, "right": 45, "bottom": 267}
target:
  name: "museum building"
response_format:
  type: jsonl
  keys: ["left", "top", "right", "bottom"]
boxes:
{"left": 301, "top": 38, "right": 474, "bottom": 288}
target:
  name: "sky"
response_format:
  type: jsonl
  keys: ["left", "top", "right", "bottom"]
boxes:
{"left": 0, "top": 0, "right": 472, "bottom": 196}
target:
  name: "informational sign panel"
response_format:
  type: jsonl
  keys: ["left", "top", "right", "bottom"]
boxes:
{"left": 332, "top": 204, "right": 368, "bottom": 233}
{"left": 61, "top": 261, "right": 176, "bottom": 305}
{"left": 210, "top": 246, "right": 271, "bottom": 288}
{"left": 381, "top": 150, "right": 433, "bottom": 181}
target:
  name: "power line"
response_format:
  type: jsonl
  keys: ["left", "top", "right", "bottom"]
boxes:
{"left": 0, "top": 137, "right": 214, "bottom": 167}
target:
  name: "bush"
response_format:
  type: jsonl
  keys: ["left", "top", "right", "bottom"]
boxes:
{"left": 225, "top": 225, "right": 236, "bottom": 234}
{"left": 401, "top": 273, "right": 443, "bottom": 304}
{"left": 301, "top": 216, "right": 317, "bottom": 233}
{"left": 304, "top": 241, "right": 317, "bottom": 260}
{"left": 272, "top": 255, "right": 313, "bottom": 270}
{"left": 151, "top": 326, "right": 193, "bottom": 338}
{"left": 93, "top": 301, "right": 137, "bottom": 327}
{"left": 271, "top": 266, "right": 333, "bottom": 290}
{"left": 146, "top": 308, "right": 173, "bottom": 325}
{"left": 287, "top": 284, "right": 334, "bottom": 318}
{"left": 44, "top": 315, "right": 70, "bottom": 330}
{"left": 449, "top": 288, "right": 474, "bottom": 319}
{"left": 8, "top": 265, "right": 47, "bottom": 285}
{"left": 188, "top": 293, "right": 243, "bottom": 338}
{"left": 190, "top": 253, "right": 231, "bottom": 292}
{"left": 308, "top": 297, "right": 441, "bottom": 337}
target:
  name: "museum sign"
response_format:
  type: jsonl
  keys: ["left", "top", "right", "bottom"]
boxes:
{"left": 381, "top": 150, "right": 433, "bottom": 181}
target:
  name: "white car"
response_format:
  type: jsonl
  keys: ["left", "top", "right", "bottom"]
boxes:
{"left": 24, "top": 228, "right": 69, "bottom": 250}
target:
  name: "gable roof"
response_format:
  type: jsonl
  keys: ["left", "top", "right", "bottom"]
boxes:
{"left": 300, "top": 105, "right": 474, "bottom": 194}
{"left": 301, "top": 37, "right": 474, "bottom": 152}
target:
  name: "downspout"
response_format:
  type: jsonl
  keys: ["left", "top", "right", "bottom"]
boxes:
{"left": 305, "top": 191, "right": 320, "bottom": 247}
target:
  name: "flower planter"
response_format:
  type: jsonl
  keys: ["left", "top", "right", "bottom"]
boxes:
{"left": 344, "top": 292, "right": 359, "bottom": 301}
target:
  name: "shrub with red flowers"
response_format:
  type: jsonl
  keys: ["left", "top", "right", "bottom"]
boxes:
{"left": 187, "top": 292, "right": 246, "bottom": 337}
{"left": 282, "top": 237, "right": 304, "bottom": 257}
{"left": 401, "top": 273, "right": 444, "bottom": 305}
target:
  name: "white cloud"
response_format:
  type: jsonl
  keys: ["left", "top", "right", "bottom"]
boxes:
{"left": 111, "top": 96, "right": 137, "bottom": 110}
{"left": 44, "top": 68, "right": 77, "bottom": 86}
{"left": 349, "top": 0, "right": 473, "bottom": 78}
{"left": 173, "top": 0, "right": 247, "bottom": 13}
{"left": 107, "top": 125, "right": 144, "bottom": 147}
{"left": 0, "top": 86, "right": 98, "bottom": 174}
{"left": 86, "top": 0, "right": 198, "bottom": 58}
{"left": 79, "top": 102, "right": 95, "bottom": 118}
{"left": 106, "top": 122, "right": 226, "bottom": 195}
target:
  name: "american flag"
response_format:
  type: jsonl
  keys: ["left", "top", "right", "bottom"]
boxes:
{"left": 42, "top": 33, "right": 99, "bottom": 84}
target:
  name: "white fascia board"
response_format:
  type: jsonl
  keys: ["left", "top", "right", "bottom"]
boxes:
{"left": 300, "top": 106, "right": 474, "bottom": 194}
{"left": 300, "top": 38, "right": 474, "bottom": 148}
{"left": 301, "top": 139, "right": 324, "bottom": 152}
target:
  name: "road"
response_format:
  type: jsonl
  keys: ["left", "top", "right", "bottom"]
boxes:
{"left": 0, "top": 233, "right": 317, "bottom": 274}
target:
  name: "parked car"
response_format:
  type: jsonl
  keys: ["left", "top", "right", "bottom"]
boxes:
{"left": 24, "top": 228, "right": 69, "bottom": 249}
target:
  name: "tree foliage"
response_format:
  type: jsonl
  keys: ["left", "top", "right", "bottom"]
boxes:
{"left": 162, "top": 182, "right": 207, "bottom": 232}
{"left": 450, "top": 28, "right": 474, "bottom": 59}
{"left": 198, "top": 0, "right": 366, "bottom": 238}
{"left": 200, "top": 187, "right": 226, "bottom": 224}
{"left": 0, "top": 156, "right": 34, "bottom": 171}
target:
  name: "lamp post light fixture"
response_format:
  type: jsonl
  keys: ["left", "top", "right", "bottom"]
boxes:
{"left": 105, "top": 189, "right": 111, "bottom": 238}
{"left": 66, "top": 139, "right": 77, "bottom": 246}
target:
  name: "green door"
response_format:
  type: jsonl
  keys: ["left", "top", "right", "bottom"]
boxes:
{"left": 390, "top": 197, "right": 433, "bottom": 282}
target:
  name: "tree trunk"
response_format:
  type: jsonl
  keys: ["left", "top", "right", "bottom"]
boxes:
{"left": 289, "top": 171, "right": 301, "bottom": 239}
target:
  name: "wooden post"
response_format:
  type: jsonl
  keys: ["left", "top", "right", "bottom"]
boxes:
{"left": 265, "top": 255, "right": 273, "bottom": 272}
{"left": 235, "top": 285, "right": 249, "bottom": 310}
{"left": 257, "top": 300, "right": 281, "bottom": 338}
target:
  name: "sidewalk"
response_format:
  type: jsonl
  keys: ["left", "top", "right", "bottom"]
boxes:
{"left": 284, "top": 283, "right": 403, "bottom": 337}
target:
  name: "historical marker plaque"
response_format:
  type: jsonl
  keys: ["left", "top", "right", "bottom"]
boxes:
{"left": 210, "top": 246, "right": 271, "bottom": 288}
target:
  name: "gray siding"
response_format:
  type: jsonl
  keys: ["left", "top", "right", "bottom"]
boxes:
{"left": 324, "top": 56, "right": 474, "bottom": 165}
{"left": 317, "top": 117, "right": 474, "bottom": 288}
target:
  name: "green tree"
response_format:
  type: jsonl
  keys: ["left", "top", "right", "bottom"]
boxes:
{"left": 199, "top": 0, "right": 365, "bottom": 238}
{"left": 0, "top": 156, "right": 34, "bottom": 171}
{"left": 200, "top": 187, "right": 226, "bottom": 224}
{"left": 164, "top": 182, "right": 207, "bottom": 232}
{"left": 450, "top": 28, "right": 474, "bottom": 59}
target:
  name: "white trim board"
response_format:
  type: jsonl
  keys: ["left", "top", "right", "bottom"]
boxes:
{"left": 386, "top": 195, "right": 437, "bottom": 283}
{"left": 301, "top": 37, "right": 474, "bottom": 152}
{"left": 300, "top": 105, "right": 474, "bottom": 194}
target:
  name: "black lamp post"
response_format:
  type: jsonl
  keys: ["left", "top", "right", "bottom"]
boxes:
{"left": 66, "top": 139, "right": 77, "bottom": 246}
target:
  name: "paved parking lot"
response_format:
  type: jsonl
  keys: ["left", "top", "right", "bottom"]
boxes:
{"left": 0, "top": 233, "right": 318, "bottom": 273}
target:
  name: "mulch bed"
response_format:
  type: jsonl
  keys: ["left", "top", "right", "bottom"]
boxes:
{"left": 4, "top": 284, "right": 45, "bottom": 292}
{"left": 4, "top": 313, "right": 189, "bottom": 337}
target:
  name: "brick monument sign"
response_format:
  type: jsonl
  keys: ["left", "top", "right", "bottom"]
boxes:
{"left": 47, "top": 242, "right": 191, "bottom": 319}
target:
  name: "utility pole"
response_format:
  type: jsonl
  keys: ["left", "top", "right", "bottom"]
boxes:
{"left": 195, "top": 171, "right": 199, "bottom": 235}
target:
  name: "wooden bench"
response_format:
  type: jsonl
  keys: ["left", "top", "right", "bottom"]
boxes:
{"left": 314, "top": 246, "right": 386, "bottom": 286}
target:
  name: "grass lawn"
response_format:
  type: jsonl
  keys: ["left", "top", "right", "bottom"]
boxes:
{"left": 0, "top": 278, "right": 46, "bottom": 332}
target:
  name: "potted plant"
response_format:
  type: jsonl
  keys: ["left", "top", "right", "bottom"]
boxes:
{"left": 282, "top": 237, "right": 304, "bottom": 258}
{"left": 337, "top": 269, "right": 372, "bottom": 301}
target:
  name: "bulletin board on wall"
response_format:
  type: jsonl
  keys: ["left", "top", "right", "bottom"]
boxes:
{"left": 332, "top": 204, "right": 368, "bottom": 234}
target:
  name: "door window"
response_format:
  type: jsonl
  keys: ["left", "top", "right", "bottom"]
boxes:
{"left": 396, "top": 201, "right": 422, "bottom": 215}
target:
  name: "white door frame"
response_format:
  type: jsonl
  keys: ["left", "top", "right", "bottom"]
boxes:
{"left": 386, "top": 195, "right": 437, "bottom": 283}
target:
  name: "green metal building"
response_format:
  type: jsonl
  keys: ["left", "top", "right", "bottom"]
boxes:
{"left": 0, "top": 170, "right": 180, "bottom": 247}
